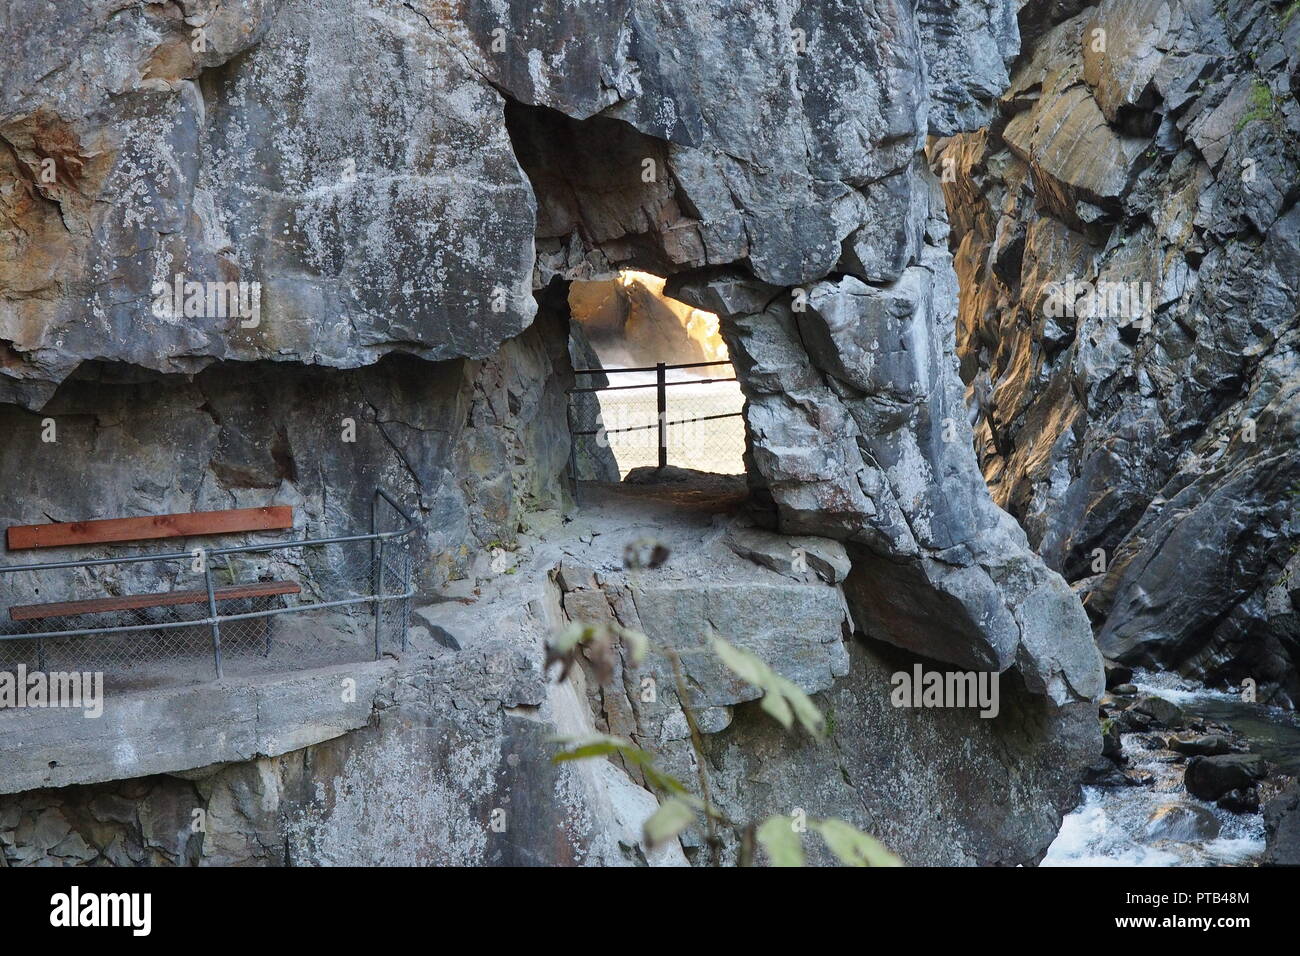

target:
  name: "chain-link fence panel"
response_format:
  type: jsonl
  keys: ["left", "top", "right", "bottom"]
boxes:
{"left": 0, "top": 489, "right": 415, "bottom": 693}
{"left": 663, "top": 374, "right": 745, "bottom": 475}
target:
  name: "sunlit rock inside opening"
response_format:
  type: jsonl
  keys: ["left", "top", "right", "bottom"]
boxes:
{"left": 568, "top": 272, "right": 746, "bottom": 478}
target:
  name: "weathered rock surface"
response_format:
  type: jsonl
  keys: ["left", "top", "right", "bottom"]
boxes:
{"left": 0, "top": 0, "right": 1113, "bottom": 867}
{"left": 0, "top": 0, "right": 1023, "bottom": 408}
{"left": 2, "top": 0, "right": 539, "bottom": 409}
{"left": 1262, "top": 778, "right": 1300, "bottom": 865}
{"left": 935, "top": 0, "right": 1300, "bottom": 704}
{"left": 1, "top": 481, "right": 1097, "bottom": 866}
{"left": 547, "top": 483, "right": 1097, "bottom": 866}
{"left": 673, "top": 245, "right": 1103, "bottom": 707}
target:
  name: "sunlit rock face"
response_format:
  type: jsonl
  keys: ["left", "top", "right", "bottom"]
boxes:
{"left": 934, "top": 0, "right": 1300, "bottom": 704}
{"left": 569, "top": 272, "right": 729, "bottom": 369}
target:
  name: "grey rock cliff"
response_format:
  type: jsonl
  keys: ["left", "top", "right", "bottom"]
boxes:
{"left": 935, "top": 0, "right": 1300, "bottom": 704}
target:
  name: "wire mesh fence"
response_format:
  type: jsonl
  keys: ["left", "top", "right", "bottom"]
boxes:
{"left": 569, "top": 361, "right": 746, "bottom": 478}
{"left": 0, "top": 489, "right": 415, "bottom": 692}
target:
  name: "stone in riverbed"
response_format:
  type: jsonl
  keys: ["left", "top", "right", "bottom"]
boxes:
{"left": 1144, "top": 803, "right": 1222, "bottom": 842}
{"left": 1129, "top": 695, "right": 1186, "bottom": 729}
{"left": 1183, "top": 754, "right": 1268, "bottom": 801}
{"left": 1116, "top": 708, "right": 1154, "bottom": 732}
{"left": 1262, "top": 781, "right": 1300, "bottom": 866}
{"left": 1215, "top": 787, "right": 1260, "bottom": 814}
{"left": 1167, "top": 734, "right": 1235, "bottom": 757}
{"left": 1084, "top": 763, "right": 1133, "bottom": 787}
{"left": 1104, "top": 660, "right": 1134, "bottom": 689}
{"left": 1102, "top": 718, "right": 1124, "bottom": 763}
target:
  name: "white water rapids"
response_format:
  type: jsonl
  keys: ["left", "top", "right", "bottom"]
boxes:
{"left": 1044, "top": 669, "right": 1300, "bottom": 866}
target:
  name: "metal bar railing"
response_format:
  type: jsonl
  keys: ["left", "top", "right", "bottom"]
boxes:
{"left": 572, "top": 411, "right": 744, "bottom": 437}
{"left": 572, "top": 360, "right": 733, "bottom": 375}
{"left": 566, "top": 360, "right": 745, "bottom": 476}
{"left": 656, "top": 362, "right": 668, "bottom": 468}
{"left": 0, "top": 487, "right": 419, "bottom": 678}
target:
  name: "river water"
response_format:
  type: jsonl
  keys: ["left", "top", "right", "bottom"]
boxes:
{"left": 1043, "top": 669, "right": 1300, "bottom": 866}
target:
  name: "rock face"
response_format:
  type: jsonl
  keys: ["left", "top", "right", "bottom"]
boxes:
{"left": 1, "top": 0, "right": 538, "bottom": 410}
{"left": 1, "top": 0, "right": 1108, "bottom": 866}
{"left": 0, "top": 616, "right": 689, "bottom": 866}
{"left": 935, "top": 0, "right": 1300, "bottom": 705}
{"left": 672, "top": 226, "right": 1102, "bottom": 708}
{"left": 1262, "top": 779, "right": 1300, "bottom": 866}
{"left": 0, "top": 318, "right": 576, "bottom": 593}
{"left": 1, "top": 481, "right": 1097, "bottom": 866}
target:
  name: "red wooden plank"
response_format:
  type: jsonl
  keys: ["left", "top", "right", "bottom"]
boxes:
{"left": 9, "top": 580, "right": 301, "bottom": 622}
{"left": 6, "top": 506, "right": 293, "bottom": 551}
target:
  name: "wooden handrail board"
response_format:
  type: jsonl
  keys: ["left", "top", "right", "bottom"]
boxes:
{"left": 9, "top": 580, "right": 301, "bottom": 622}
{"left": 6, "top": 506, "right": 293, "bottom": 551}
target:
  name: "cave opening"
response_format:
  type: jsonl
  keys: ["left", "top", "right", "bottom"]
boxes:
{"left": 501, "top": 96, "right": 752, "bottom": 486}
{"left": 565, "top": 270, "right": 747, "bottom": 481}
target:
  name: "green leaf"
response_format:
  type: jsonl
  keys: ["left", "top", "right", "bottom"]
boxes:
{"left": 551, "top": 735, "right": 696, "bottom": 802}
{"left": 551, "top": 622, "right": 595, "bottom": 654}
{"left": 759, "top": 684, "right": 794, "bottom": 729}
{"left": 812, "top": 819, "right": 903, "bottom": 867}
{"left": 778, "top": 673, "right": 825, "bottom": 736}
{"left": 644, "top": 797, "right": 696, "bottom": 847}
{"left": 756, "top": 815, "right": 806, "bottom": 867}
{"left": 711, "top": 635, "right": 825, "bottom": 739}
{"left": 640, "top": 762, "right": 696, "bottom": 800}
{"left": 619, "top": 626, "right": 650, "bottom": 667}
{"left": 551, "top": 734, "right": 638, "bottom": 763}
{"left": 710, "top": 634, "right": 768, "bottom": 686}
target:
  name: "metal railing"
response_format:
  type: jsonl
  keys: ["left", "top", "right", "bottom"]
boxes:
{"left": 567, "top": 360, "right": 746, "bottom": 480}
{"left": 0, "top": 488, "right": 417, "bottom": 686}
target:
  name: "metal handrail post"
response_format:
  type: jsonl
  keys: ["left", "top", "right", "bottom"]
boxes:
{"left": 566, "top": 401, "right": 581, "bottom": 507}
{"left": 656, "top": 361, "right": 668, "bottom": 469}
{"left": 203, "top": 557, "right": 223, "bottom": 680}
{"left": 371, "top": 489, "right": 383, "bottom": 661}
{"left": 401, "top": 546, "right": 411, "bottom": 653}
{"left": 373, "top": 537, "right": 385, "bottom": 661}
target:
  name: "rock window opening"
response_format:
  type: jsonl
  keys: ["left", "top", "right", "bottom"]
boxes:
{"left": 567, "top": 272, "right": 746, "bottom": 480}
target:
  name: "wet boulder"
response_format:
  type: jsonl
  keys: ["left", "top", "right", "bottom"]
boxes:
{"left": 1262, "top": 781, "right": 1300, "bottom": 866}
{"left": 1102, "top": 718, "right": 1124, "bottom": 763}
{"left": 1167, "top": 734, "right": 1235, "bottom": 757}
{"left": 1129, "top": 695, "right": 1186, "bottom": 729}
{"left": 1104, "top": 660, "right": 1134, "bottom": 689}
{"left": 1216, "top": 788, "right": 1260, "bottom": 814}
{"left": 1183, "top": 754, "right": 1268, "bottom": 801}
